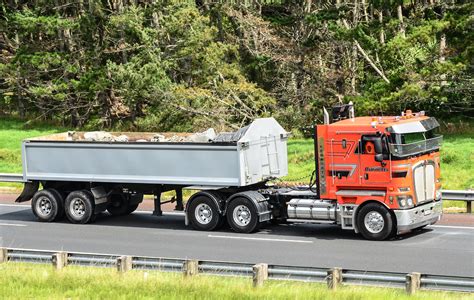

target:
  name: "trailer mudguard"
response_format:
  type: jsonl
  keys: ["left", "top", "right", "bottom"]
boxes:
{"left": 16, "top": 181, "right": 39, "bottom": 202}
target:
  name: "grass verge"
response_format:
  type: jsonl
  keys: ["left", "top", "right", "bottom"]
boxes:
{"left": 0, "top": 263, "right": 471, "bottom": 300}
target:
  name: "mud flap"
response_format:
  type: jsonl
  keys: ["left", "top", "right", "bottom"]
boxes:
{"left": 15, "top": 181, "right": 39, "bottom": 202}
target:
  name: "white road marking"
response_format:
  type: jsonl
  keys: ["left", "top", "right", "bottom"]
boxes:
{"left": 0, "top": 223, "right": 27, "bottom": 227}
{"left": 208, "top": 234, "right": 313, "bottom": 244}
{"left": 431, "top": 225, "right": 474, "bottom": 230}
{"left": 0, "top": 204, "right": 29, "bottom": 208}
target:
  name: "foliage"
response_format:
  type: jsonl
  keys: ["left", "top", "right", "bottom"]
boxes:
{"left": 0, "top": 1, "right": 472, "bottom": 131}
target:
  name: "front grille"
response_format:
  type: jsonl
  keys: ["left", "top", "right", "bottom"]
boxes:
{"left": 413, "top": 161, "right": 436, "bottom": 204}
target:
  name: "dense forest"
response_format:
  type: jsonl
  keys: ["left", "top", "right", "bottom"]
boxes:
{"left": 0, "top": 0, "right": 472, "bottom": 131}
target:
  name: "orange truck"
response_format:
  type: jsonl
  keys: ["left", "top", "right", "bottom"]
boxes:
{"left": 1, "top": 103, "right": 442, "bottom": 240}
{"left": 304, "top": 104, "right": 443, "bottom": 239}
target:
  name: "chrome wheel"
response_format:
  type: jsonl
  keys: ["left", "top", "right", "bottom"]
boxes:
{"left": 70, "top": 198, "right": 86, "bottom": 218}
{"left": 195, "top": 203, "right": 212, "bottom": 225}
{"left": 364, "top": 211, "right": 385, "bottom": 234}
{"left": 36, "top": 196, "right": 52, "bottom": 217}
{"left": 233, "top": 205, "right": 251, "bottom": 227}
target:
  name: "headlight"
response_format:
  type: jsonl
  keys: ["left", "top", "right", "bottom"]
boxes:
{"left": 435, "top": 190, "right": 442, "bottom": 200}
{"left": 398, "top": 195, "right": 414, "bottom": 209}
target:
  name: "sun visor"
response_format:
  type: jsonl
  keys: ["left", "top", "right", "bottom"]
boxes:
{"left": 388, "top": 117, "right": 439, "bottom": 134}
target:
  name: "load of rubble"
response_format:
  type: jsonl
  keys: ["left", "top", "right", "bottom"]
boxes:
{"left": 66, "top": 127, "right": 245, "bottom": 143}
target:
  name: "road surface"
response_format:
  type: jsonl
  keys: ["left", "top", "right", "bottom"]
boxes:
{"left": 0, "top": 201, "right": 473, "bottom": 277}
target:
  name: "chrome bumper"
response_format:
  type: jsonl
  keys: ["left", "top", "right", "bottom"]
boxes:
{"left": 394, "top": 201, "right": 442, "bottom": 233}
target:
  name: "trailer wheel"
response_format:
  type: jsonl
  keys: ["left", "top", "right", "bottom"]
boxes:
{"left": 356, "top": 202, "right": 394, "bottom": 241}
{"left": 188, "top": 196, "right": 223, "bottom": 231}
{"left": 31, "top": 189, "right": 64, "bottom": 222}
{"left": 227, "top": 197, "right": 260, "bottom": 233}
{"left": 65, "top": 190, "right": 95, "bottom": 224}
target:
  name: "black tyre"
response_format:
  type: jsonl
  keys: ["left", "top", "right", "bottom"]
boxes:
{"left": 31, "top": 189, "right": 64, "bottom": 222}
{"left": 49, "top": 189, "right": 66, "bottom": 220}
{"left": 356, "top": 202, "right": 394, "bottom": 241}
{"left": 107, "top": 194, "right": 130, "bottom": 216}
{"left": 126, "top": 203, "right": 139, "bottom": 214}
{"left": 107, "top": 194, "right": 142, "bottom": 216}
{"left": 188, "top": 196, "right": 223, "bottom": 231}
{"left": 65, "top": 190, "right": 95, "bottom": 224}
{"left": 226, "top": 197, "right": 260, "bottom": 233}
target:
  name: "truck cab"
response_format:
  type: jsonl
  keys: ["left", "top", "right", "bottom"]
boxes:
{"left": 314, "top": 106, "right": 443, "bottom": 239}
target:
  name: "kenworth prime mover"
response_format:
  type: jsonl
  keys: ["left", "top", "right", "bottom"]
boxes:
{"left": 0, "top": 105, "right": 443, "bottom": 240}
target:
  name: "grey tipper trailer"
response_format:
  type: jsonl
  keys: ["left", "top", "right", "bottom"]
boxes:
{"left": 2, "top": 118, "right": 291, "bottom": 232}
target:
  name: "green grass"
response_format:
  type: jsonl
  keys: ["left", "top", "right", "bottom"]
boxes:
{"left": 0, "top": 118, "right": 63, "bottom": 188}
{"left": 1, "top": 263, "right": 471, "bottom": 300}
{"left": 0, "top": 118, "right": 472, "bottom": 210}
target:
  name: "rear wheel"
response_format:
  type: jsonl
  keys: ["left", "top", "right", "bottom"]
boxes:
{"left": 357, "top": 203, "right": 394, "bottom": 240}
{"left": 188, "top": 196, "right": 223, "bottom": 231}
{"left": 31, "top": 189, "right": 64, "bottom": 222}
{"left": 65, "top": 190, "right": 95, "bottom": 224}
{"left": 227, "top": 197, "right": 260, "bottom": 233}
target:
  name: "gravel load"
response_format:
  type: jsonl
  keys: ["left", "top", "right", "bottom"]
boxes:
{"left": 66, "top": 127, "right": 225, "bottom": 143}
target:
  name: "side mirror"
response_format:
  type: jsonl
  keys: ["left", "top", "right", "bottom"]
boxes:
{"left": 375, "top": 153, "right": 384, "bottom": 162}
{"left": 373, "top": 138, "right": 383, "bottom": 154}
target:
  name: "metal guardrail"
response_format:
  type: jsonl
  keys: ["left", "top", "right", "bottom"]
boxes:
{"left": 442, "top": 190, "right": 474, "bottom": 213}
{"left": 1, "top": 247, "right": 472, "bottom": 294}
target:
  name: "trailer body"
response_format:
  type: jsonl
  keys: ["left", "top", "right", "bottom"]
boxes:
{"left": 20, "top": 118, "right": 288, "bottom": 187}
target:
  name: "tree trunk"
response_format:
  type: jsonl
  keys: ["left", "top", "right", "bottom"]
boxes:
{"left": 378, "top": 10, "right": 385, "bottom": 44}
{"left": 397, "top": 4, "right": 406, "bottom": 38}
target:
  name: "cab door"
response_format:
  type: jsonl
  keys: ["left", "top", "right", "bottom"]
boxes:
{"left": 358, "top": 135, "right": 391, "bottom": 185}
{"left": 327, "top": 136, "right": 360, "bottom": 186}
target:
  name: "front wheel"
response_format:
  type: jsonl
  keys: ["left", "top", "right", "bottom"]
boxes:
{"left": 356, "top": 203, "right": 394, "bottom": 241}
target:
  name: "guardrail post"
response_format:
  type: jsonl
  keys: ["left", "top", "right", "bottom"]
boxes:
{"left": 183, "top": 259, "right": 199, "bottom": 277}
{"left": 252, "top": 263, "right": 268, "bottom": 287}
{"left": 0, "top": 248, "right": 7, "bottom": 263}
{"left": 117, "top": 256, "right": 133, "bottom": 273}
{"left": 52, "top": 252, "right": 68, "bottom": 270}
{"left": 467, "top": 202, "right": 472, "bottom": 214}
{"left": 406, "top": 272, "right": 421, "bottom": 294}
{"left": 327, "top": 267, "right": 342, "bottom": 290}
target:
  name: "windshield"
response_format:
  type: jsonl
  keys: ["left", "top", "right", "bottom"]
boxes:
{"left": 390, "top": 128, "right": 439, "bottom": 145}
{"left": 388, "top": 128, "right": 442, "bottom": 157}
